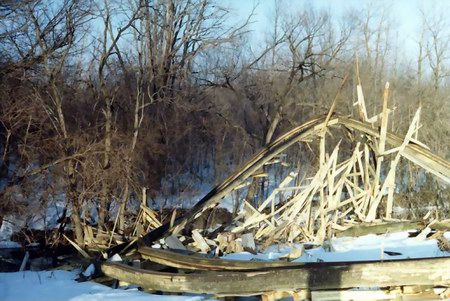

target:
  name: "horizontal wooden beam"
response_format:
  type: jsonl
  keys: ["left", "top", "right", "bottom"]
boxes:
{"left": 335, "top": 220, "right": 450, "bottom": 238}
{"left": 138, "top": 246, "right": 306, "bottom": 271}
{"left": 334, "top": 221, "right": 425, "bottom": 237}
{"left": 100, "top": 256, "right": 450, "bottom": 295}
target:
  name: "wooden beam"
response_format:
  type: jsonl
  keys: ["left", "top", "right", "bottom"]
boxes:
{"left": 334, "top": 221, "right": 425, "bottom": 237}
{"left": 138, "top": 246, "right": 307, "bottom": 271}
{"left": 99, "top": 256, "right": 450, "bottom": 295}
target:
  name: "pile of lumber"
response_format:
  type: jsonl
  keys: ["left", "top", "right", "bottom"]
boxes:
{"left": 84, "top": 82, "right": 450, "bottom": 299}
{"left": 125, "top": 82, "right": 450, "bottom": 254}
{"left": 84, "top": 82, "right": 450, "bottom": 259}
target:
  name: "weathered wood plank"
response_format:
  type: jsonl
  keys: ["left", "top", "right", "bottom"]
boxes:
{"left": 138, "top": 246, "right": 306, "bottom": 271}
{"left": 334, "top": 221, "right": 424, "bottom": 238}
{"left": 311, "top": 289, "right": 398, "bottom": 300}
{"left": 335, "top": 220, "right": 450, "bottom": 238}
{"left": 99, "top": 256, "right": 450, "bottom": 295}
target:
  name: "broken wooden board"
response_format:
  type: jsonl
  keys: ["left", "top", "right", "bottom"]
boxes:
{"left": 334, "top": 221, "right": 425, "bottom": 237}
{"left": 164, "top": 235, "right": 187, "bottom": 251}
{"left": 429, "top": 220, "right": 450, "bottom": 232}
{"left": 339, "top": 117, "right": 450, "bottom": 184}
{"left": 138, "top": 246, "right": 307, "bottom": 271}
{"left": 335, "top": 220, "right": 450, "bottom": 238}
{"left": 100, "top": 256, "right": 450, "bottom": 295}
{"left": 190, "top": 230, "right": 211, "bottom": 253}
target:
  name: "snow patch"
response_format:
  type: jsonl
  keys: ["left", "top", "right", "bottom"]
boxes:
{"left": 0, "top": 240, "right": 21, "bottom": 249}
{"left": 81, "top": 264, "right": 95, "bottom": 277}
{"left": 0, "top": 270, "right": 209, "bottom": 301}
{"left": 222, "top": 231, "right": 450, "bottom": 263}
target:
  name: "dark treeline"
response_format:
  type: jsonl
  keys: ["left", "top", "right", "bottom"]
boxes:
{"left": 1, "top": 0, "right": 449, "bottom": 244}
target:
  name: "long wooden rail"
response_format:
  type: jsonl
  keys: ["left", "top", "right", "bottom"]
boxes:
{"left": 100, "top": 256, "right": 450, "bottom": 295}
{"left": 138, "top": 246, "right": 306, "bottom": 271}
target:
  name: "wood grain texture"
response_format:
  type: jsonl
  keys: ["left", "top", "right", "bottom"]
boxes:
{"left": 100, "top": 256, "right": 450, "bottom": 295}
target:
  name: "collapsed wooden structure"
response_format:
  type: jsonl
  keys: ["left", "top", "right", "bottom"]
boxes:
{"left": 90, "top": 83, "right": 450, "bottom": 299}
{"left": 135, "top": 110, "right": 450, "bottom": 250}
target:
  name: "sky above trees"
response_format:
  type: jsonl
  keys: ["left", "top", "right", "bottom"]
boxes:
{"left": 224, "top": 0, "right": 450, "bottom": 61}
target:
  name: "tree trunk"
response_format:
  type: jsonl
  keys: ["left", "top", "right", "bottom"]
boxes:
{"left": 245, "top": 107, "right": 283, "bottom": 207}
{"left": 99, "top": 96, "right": 112, "bottom": 230}
{"left": 67, "top": 160, "right": 84, "bottom": 245}
{"left": 118, "top": 180, "right": 129, "bottom": 233}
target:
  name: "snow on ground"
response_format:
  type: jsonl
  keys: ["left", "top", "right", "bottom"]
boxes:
{"left": 0, "top": 269, "right": 208, "bottom": 301}
{"left": 1, "top": 231, "right": 449, "bottom": 300}
{"left": 223, "top": 231, "right": 450, "bottom": 262}
{"left": 0, "top": 240, "right": 21, "bottom": 248}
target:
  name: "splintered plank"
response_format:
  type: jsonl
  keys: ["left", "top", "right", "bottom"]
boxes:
{"left": 138, "top": 246, "right": 307, "bottom": 271}
{"left": 334, "top": 221, "right": 424, "bottom": 237}
{"left": 339, "top": 117, "right": 450, "bottom": 184}
{"left": 100, "top": 256, "right": 450, "bottom": 295}
{"left": 366, "top": 108, "right": 421, "bottom": 221}
{"left": 355, "top": 85, "right": 368, "bottom": 121}
{"left": 191, "top": 230, "right": 211, "bottom": 253}
{"left": 258, "top": 171, "right": 298, "bottom": 212}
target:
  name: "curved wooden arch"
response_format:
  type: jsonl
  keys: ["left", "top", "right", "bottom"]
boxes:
{"left": 139, "top": 114, "right": 450, "bottom": 246}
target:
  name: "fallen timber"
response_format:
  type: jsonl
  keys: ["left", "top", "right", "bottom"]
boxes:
{"left": 335, "top": 220, "right": 450, "bottom": 238}
{"left": 136, "top": 115, "right": 450, "bottom": 248}
{"left": 334, "top": 220, "right": 425, "bottom": 238}
{"left": 138, "top": 246, "right": 307, "bottom": 271}
{"left": 99, "top": 256, "right": 450, "bottom": 295}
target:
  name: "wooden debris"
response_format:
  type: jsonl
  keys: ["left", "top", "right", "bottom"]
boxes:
{"left": 19, "top": 251, "right": 29, "bottom": 271}
{"left": 191, "top": 230, "right": 210, "bottom": 253}
{"left": 100, "top": 256, "right": 450, "bottom": 295}
{"left": 241, "top": 233, "right": 256, "bottom": 253}
{"left": 137, "top": 113, "right": 450, "bottom": 247}
{"left": 279, "top": 246, "right": 304, "bottom": 261}
{"left": 436, "top": 233, "right": 450, "bottom": 252}
{"left": 164, "top": 235, "right": 186, "bottom": 250}
{"left": 334, "top": 221, "right": 424, "bottom": 237}
{"left": 63, "top": 234, "right": 91, "bottom": 259}
{"left": 84, "top": 83, "right": 450, "bottom": 271}
{"left": 138, "top": 246, "right": 307, "bottom": 271}
{"left": 87, "top": 85, "right": 450, "bottom": 298}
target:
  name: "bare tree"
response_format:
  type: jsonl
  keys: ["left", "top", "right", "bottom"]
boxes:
{"left": 0, "top": 0, "right": 92, "bottom": 244}
{"left": 419, "top": 8, "right": 450, "bottom": 92}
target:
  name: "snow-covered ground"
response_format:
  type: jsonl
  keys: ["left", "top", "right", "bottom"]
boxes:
{"left": 0, "top": 269, "right": 209, "bottom": 301}
{"left": 223, "top": 231, "right": 450, "bottom": 262}
{"left": 1, "top": 230, "right": 449, "bottom": 300}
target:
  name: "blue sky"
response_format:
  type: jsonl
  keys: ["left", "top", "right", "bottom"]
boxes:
{"left": 222, "top": 0, "right": 450, "bottom": 58}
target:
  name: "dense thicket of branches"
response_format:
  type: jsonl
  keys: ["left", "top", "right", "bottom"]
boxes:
{"left": 1, "top": 0, "right": 449, "bottom": 244}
